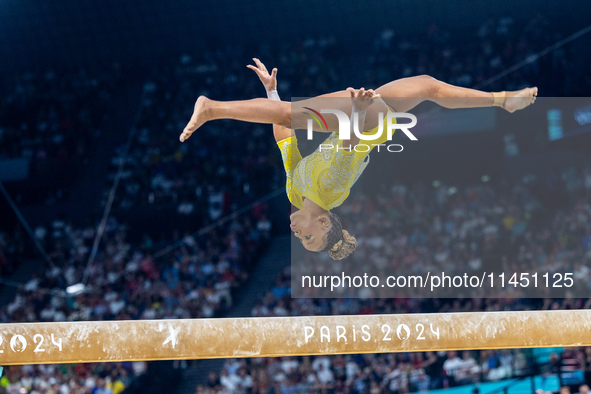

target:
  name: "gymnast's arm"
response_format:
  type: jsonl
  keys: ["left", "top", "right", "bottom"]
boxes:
{"left": 247, "top": 58, "right": 293, "bottom": 142}
{"left": 247, "top": 58, "right": 302, "bottom": 185}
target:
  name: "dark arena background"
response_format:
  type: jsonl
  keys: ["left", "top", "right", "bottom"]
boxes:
{"left": 1, "top": 0, "right": 591, "bottom": 393}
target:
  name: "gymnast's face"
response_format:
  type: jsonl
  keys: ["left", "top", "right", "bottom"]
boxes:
{"left": 290, "top": 209, "right": 330, "bottom": 252}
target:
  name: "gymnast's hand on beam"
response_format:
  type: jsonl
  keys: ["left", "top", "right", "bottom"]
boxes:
{"left": 247, "top": 58, "right": 277, "bottom": 93}
{"left": 346, "top": 87, "right": 381, "bottom": 111}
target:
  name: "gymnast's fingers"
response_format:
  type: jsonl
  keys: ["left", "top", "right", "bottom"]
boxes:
{"left": 247, "top": 64, "right": 264, "bottom": 76}
{"left": 253, "top": 58, "right": 267, "bottom": 73}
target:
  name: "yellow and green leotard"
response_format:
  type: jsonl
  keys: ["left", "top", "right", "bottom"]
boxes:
{"left": 278, "top": 113, "right": 393, "bottom": 210}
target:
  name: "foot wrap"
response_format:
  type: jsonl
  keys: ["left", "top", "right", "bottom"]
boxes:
{"left": 492, "top": 91, "right": 506, "bottom": 108}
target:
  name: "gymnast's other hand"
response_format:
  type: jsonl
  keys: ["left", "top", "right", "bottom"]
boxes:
{"left": 247, "top": 58, "right": 277, "bottom": 93}
{"left": 346, "top": 87, "right": 381, "bottom": 111}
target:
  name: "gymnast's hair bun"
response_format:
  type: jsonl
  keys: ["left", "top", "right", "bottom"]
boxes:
{"left": 329, "top": 229, "right": 357, "bottom": 260}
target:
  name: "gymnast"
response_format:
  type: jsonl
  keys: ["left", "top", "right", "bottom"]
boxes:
{"left": 180, "top": 59, "right": 537, "bottom": 260}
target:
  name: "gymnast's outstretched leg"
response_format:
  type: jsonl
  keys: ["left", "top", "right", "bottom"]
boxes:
{"left": 180, "top": 91, "right": 388, "bottom": 142}
{"left": 180, "top": 75, "right": 537, "bottom": 142}
{"left": 375, "top": 74, "right": 537, "bottom": 112}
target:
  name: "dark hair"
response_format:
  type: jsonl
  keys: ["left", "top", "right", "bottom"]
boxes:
{"left": 321, "top": 211, "right": 343, "bottom": 250}
{"left": 320, "top": 211, "right": 357, "bottom": 260}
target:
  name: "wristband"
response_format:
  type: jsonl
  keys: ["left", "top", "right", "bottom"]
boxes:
{"left": 267, "top": 89, "right": 280, "bottom": 101}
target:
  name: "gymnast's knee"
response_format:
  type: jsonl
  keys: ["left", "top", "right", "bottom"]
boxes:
{"left": 414, "top": 75, "right": 440, "bottom": 96}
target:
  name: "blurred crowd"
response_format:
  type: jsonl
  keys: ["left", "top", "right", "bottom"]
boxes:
{"left": 367, "top": 13, "right": 582, "bottom": 95}
{"left": 0, "top": 11, "right": 590, "bottom": 394}
{"left": 0, "top": 65, "right": 122, "bottom": 203}
{"left": 199, "top": 160, "right": 591, "bottom": 393}
{"left": 0, "top": 204, "right": 270, "bottom": 393}
{"left": 295, "top": 164, "right": 591, "bottom": 298}
{"left": 1, "top": 362, "right": 139, "bottom": 394}
{"left": 105, "top": 60, "right": 283, "bottom": 214}
{"left": 2, "top": 208, "right": 270, "bottom": 324}
{"left": 0, "top": 226, "right": 25, "bottom": 277}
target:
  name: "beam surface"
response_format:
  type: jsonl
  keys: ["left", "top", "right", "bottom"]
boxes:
{"left": 1, "top": 310, "right": 591, "bottom": 365}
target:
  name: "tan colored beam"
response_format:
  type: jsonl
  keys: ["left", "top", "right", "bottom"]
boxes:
{"left": 1, "top": 310, "right": 591, "bottom": 365}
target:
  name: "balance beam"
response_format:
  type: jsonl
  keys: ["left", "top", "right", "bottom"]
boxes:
{"left": 1, "top": 310, "right": 590, "bottom": 365}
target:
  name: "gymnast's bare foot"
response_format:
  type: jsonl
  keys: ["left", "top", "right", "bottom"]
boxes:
{"left": 180, "top": 96, "right": 210, "bottom": 142}
{"left": 503, "top": 87, "right": 538, "bottom": 113}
